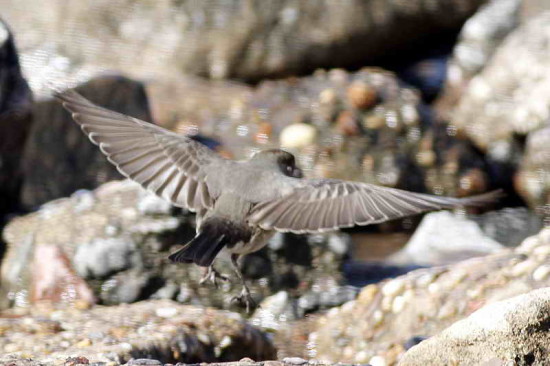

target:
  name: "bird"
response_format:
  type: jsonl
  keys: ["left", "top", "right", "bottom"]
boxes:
{"left": 57, "top": 89, "right": 502, "bottom": 312}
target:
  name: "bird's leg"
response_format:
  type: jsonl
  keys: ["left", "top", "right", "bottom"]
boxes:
{"left": 199, "top": 265, "right": 229, "bottom": 288}
{"left": 230, "top": 254, "right": 257, "bottom": 313}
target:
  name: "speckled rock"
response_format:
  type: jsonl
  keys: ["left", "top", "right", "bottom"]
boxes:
{"left": 0, "top": 19, "right": 33, "bottom": 219}
{"left": 311, "top": 226, "right": 550, "bottom": 364}
{"left": 20, "top": 75, "right": 151, "bottom": 209}
{"left": 400, "top": 288, "right": 550, "bottom": 365}
{"left": 5, "top": 0, "right": 485, "bottom": 86}
{"left": 450, "top": 12, "right": 550, "bottom": 160}
{"left": 435, "top": 0, "right": 521, "bottom": 120}
{"left": 1, "top": 180, "right": 350, "bottom": 312}
{"left": 0, "top": 358, "right": 351, "bottom": 366}
{"left": 0, "top": 300, "right": 276, "bottom": 364}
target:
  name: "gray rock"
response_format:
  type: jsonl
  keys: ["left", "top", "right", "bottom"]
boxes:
{"left": 400, "top": 288, "right": 550, "bottom": 365}
{"left": 473, "top": 207, "right": 544, "bottom": 247}
{"left": 73, "top": 237, "right": 140, "bottom": 279}
{"left": 388, "top": 211, "right": 504, "bottom": 266}
{"left": 5, "top": 0, "right": 486, "bottom": 85}
{"left": 0, "top": 299, "right": 276, "bottom": 364}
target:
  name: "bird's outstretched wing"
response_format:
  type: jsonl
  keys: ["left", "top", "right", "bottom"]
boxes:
{"left": 248, "top": 178, "right": 502, "bottom": 233}
{"left": 57, "top": 89, "right": 224, "bottom": 213}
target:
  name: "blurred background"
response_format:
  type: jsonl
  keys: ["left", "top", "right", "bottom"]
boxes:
{"left": 0, "top": 0, "right": 549, "bottom": 365}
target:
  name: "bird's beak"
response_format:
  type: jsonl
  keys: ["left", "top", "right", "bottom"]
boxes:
{"left": 292, "top": 168, "right": 303, "bottom": 178}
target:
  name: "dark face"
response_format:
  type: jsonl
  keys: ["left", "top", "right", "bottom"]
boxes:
{"left": 276, "top": 151, "right": 303, "bottom": 178}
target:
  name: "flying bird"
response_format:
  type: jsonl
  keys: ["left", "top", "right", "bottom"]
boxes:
{"left": 57, "top": 90, "right": 501, "bottom": 312}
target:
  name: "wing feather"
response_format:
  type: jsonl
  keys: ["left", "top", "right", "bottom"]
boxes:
{"left": 56, "top": 89, "right": 226, "bottom": 212}
{"left": 248, "top": 178, "right": 502, "bottom": 233}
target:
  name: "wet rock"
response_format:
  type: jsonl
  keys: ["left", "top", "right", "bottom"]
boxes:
{"left": 6, "top": 0, "right": 485, "bottom": 84}
{"left": 388, "top": 211, "right": 504, "bottom": 266}
{"left": 0, "top": 19, "right": 33, "bottom": 219}
{"left": 312, "top": 226, "right": 550, "bottom": 364}
{"left": 20, "top": 75, "right": 152, "bottom": 209}
{"left": 0, "top": 300, "right": 276, "bottom": 364}
{"left": 400, "top": 288, "right": 550, "bottom": 365}
{"left": 1, "top": 180, "right": 349, "bottom": 312}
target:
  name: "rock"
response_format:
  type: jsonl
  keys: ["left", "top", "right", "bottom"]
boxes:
{"left": 0, "top": 359, "right": 348, "bottom": 366}
{"left": 20, "top": 75, "right": 151, "bottom": 209}
{"left": 435, "top": 0, "right": 521, "bottom": 119}
{"left": 0, "top": 19, "right": 33, "bottom": 219}
{"left": 473, "top": 206, "right": 544, "bottom": 247}
{"left": 450, "top": 12, "right": 550, "bottom": 156}
{"left": 0, "top": 300, "right": 276, "bottom": 364}
{"left": 515, "top": 127, "right": 550, "bottom": 219}
{"left": 312, "top": 226, "right": 550, "bottom": 363}
{"left": 400, "top": 288, "right": 550, "bottom": 365}
{"left": 6, "top": 0, "right": 485, "bottom": 84}
{"left": 1, "top": 180, "right": 350, "bottom": 312}
{"left": 388, "top": 211, "right": 505, "bottom": 266}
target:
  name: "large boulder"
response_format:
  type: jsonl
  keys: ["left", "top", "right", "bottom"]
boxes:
{"left": 4, "top": 0, "right": 485, "bottom": 83}
{"left": 400, "top": 288, "right": 550, "bottom": 365}
{"left": 0, "top": 300, "right": 276, "bottom": 363}
{"left": 1, "top": 180, "right": 350, "bottom": 312}
{"left": 20, "top": 75, "right": 150, "bottom": 209}
{"left": 0, "top": 19, "right": 32, "bottom": 219}
{"left": 310, "top": 226, "right": 550, "bottom": 364}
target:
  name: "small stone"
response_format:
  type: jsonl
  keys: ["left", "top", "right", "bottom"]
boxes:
{"left": 518, "top": 235, "right": 541, "bottom": 253}
{"left": 283, "top": 357, "right": 307, "bottom": 365}
{"left": 280, "top": 123, "right": 317, "bottom": 149}
{"left": 357, "top": 284, "right": 379, "bottom": 305}
{"left": 127, "top": 359, "right": 162, "bottom": 366}
{"left": 382, "top": 278, "right": 405, "bottom": 297}
{"left": 155, "top": 307, "right": 178, "bottom": 318}
{"left": 347, "top": 81, "right": 377, "bottom": 109}
{"left": 75, "top": 339, "right": 92, "bottom": 348}
{"left": 392, "top": 295, "right": 406, "bottom": 313}
{"left": 510, "top": 260, "right": 536, "bottom": 277}
{"left": 532, "top": 265, "right": 550, "bottom": 281}
{"left": 239, "top": 358, "right": 255, "bottom": 363}
{"left": 369, "top": 355, "right": 387, "bottom": 366}
{"left": 372, "top": 310, "right": 384, "bottom": 327}
{"left": 65, "top": 357, "right": 90, "bottom": 366}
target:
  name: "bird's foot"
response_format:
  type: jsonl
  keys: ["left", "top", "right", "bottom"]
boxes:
{"left": 199, "top": 266, "right": 229, "bottom": 288}
{"left": 231, "top": 286, "right": 257, "bottom": 313}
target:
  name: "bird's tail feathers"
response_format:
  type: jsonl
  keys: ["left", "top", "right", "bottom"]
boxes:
{"left": 168, "top": 217, "right": 251, "bottom": 267}
{"left": 169, "top": 231, "right": 227, "bottom": 267}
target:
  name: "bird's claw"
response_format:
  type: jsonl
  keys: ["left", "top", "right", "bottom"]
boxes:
{"left": 231, "top": 287, "right": 257, "bottom": 313}
{"left": 199, "top": 266, "right": 229, "bottom": 289}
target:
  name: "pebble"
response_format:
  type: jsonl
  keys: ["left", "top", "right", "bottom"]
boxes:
{"left": 382, "top": 278, "right": 405, "bottom": 297}
{"left": 518, "top": 235, "right": 541, "bottom": 254}
{"left": 372, "top": 310, "right": 384, "bottom": 327}
{"left": 510, "top": 260, "right": 537, "bottom": 277}
{"left": 532, "top": 265, "right": 550, "bottom": 281}
{"left": 280, "top": 123, "right": 317, "bottom": 149}
{"left": 283, "top": 357, "right": 308, "bottom": 365}
{"left": 369, "top": 355, "right": 387, "bottom": 366}
{"left": 357, "top": 285, "right": 379, "bottom": 305}
{"left": 127, "top": 359, "right": 162, "bottom": 366}
{"left": 155, "top": 307, "right": 178, "bottom": 318}
{"left": 392, "top": 295, "right": 406, "bottom": 313}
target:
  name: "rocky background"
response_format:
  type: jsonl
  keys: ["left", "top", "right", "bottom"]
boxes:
{"left": 0, "top": 0, "right": 549, "bottom": 365}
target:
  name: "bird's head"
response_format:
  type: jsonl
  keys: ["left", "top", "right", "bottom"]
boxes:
{"left": 250, "top": 149, "right": 303, "bottom": 178}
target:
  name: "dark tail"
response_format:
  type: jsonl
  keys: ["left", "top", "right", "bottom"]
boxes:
{"left": 168, "top": 218, "right": 251, "bottom": 267}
